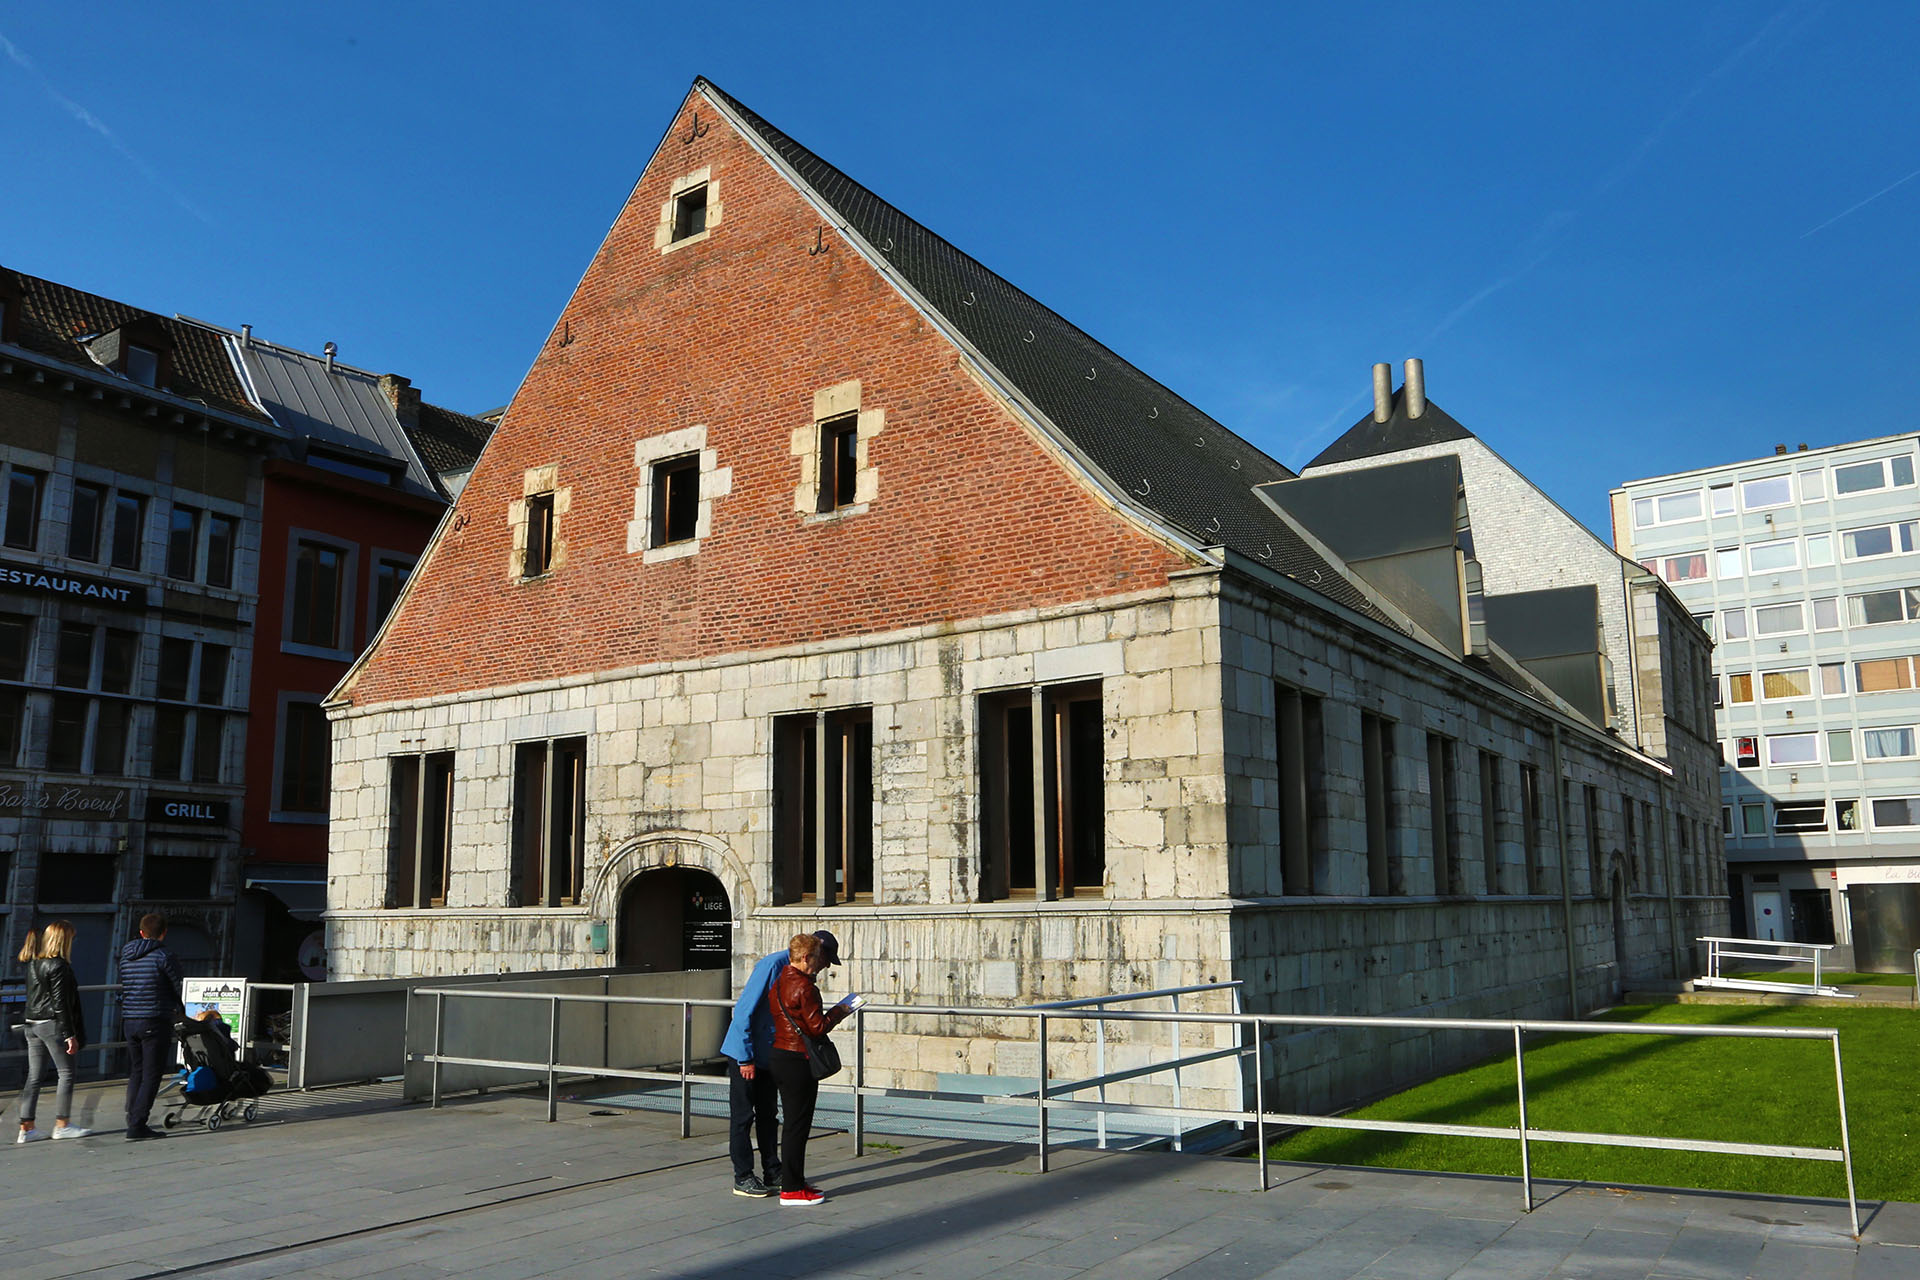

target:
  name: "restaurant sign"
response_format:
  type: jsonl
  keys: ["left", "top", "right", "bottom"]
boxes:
{"left": 0, "top": 781, "right": 132, "bottom": 819}
{"left": 0, "top": 558, "right": 144, "bottom": 609}
{"left": 145, "top": 795, "right": 231, "bottom": 826}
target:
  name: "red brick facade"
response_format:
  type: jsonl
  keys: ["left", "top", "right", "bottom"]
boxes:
{"left": 343, "top": 92, "right": 1191, "bottom": 706}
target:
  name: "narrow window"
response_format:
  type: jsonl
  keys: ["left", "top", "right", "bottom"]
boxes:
{"left": 68, "top": 482, "right": 106, "bottom": 561}
{"left": 205, "top": 513, "right": 236, "bottom": 589}
{"left": 289, "top": 539, "right": 345, "bottom": 649}
{"left": 979, "top": 683, "right": 1104, "bottom": 901}
{"left": 372, "top": 556, "right": 412, "bottom": 631}
{"left": 387, "top": 752, "right": 455, "bottom": 908}
{"left": 167, "top": 504, "right": 202, "bottom": 580}
{"left": 153, "top": 707, "right": 188, "bottom": 780}
{"left": 1584, "top": 784, "right": 1603, "bottom": 892}
{"left": 156, "top": 637, "right": 193, "bottom": 701}
{"left": 110, "top": 493, "right": 145, "bottom": 569}
{"left": 1827, "top": 729, "right": 1855, "bottom": 763}
{"left": 651, "top": 456, "right": 700, "bottom": 546}
{"left": 92, "top": 702, "right": 129, "bottom": 776}
{"left": 510, "top": 737, "right": 588, "bottom": 907}
{"left": 671, "top": 184, "right": 709, "bottom": 242}
{"left": 197, "top": 644, "right": 230, "bottom": 705}
{"left": 523, "top": 493, "right": 555, "bottom": 578}
{"left": 1361, "top": 713, "right": 1395, "bottom": 896}
{"left": 192, "top": 713, "right": 224, "bottom": 783}
{"left": 100, "top": 630, "right": 135, "bottom": 694}
{"left": 1274, "top": 684, "right": 1325, "bottom": 895}
{"left": 0, "top": 613, "right": 27, "bottom": 679}
{"left": 47, "top": 694, "right": 89, "bottom": 772}
{"left": 4, "top": 468, "right": 44, "bottom": 550}
{"left": 0, "top": 689, "right": 22, "bottom": 768}
{"left": 1479, "top": 751, "right": 1500, "bottom": 894}
{"left": 773, "top": 708, "right": 875, "bottom": 905}
{"left": 55, "top": 622, "right": 95, "bottom": 688}
{"left": 1427, "top": 733, "right": 1455, "bottom": 895}
{"left": 280, "top": 702, "right": 332, "bottom": 814}
{"left": 817, "top": 415, "right": 859, "bottom": 512}
{"left": 1520, "top": 764, "right": 1541, "bottom": 894}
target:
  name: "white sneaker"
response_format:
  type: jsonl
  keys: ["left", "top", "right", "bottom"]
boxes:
{"left": 51, "top": 1126, "right": 92, "bottom": 1140}
{"left": 16, "top": 1128, "right": 48, "bottom": 1144}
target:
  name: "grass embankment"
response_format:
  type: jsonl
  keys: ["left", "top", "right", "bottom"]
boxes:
{"left": 1264, "top": 1004, "right": 1920, "bottom": 1202}
{"left": 1730, "top": 970, "right": 1915, "bottom": 988}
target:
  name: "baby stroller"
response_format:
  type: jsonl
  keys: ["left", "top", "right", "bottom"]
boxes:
{"left": 159, "top": 1016, "right": 274, "bottom": 1132}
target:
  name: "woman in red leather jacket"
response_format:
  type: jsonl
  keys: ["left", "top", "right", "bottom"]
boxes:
{"left": 767, "top": 932, "right": 849, "bottom": 1205}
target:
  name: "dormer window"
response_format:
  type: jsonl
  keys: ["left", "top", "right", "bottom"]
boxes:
{"left": 125, "top": 344, "right": 159, "bottom": 387}
{"left": 671, "top": 185, "right": 708, "bottom": 243}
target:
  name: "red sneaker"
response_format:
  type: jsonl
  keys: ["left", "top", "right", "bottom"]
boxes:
{"left": 779, "top": 1187, "right": 826, "bottom": 1206}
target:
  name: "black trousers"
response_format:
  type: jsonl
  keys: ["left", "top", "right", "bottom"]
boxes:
{"left": 123, "top": 1017, "right": 173, "bottom": 1133}
{"left": 728, "top": 1059, "right": 781, "bottom": 1182}
{"left": 769, "top": 1049, "right": 818, "bottom": 1192}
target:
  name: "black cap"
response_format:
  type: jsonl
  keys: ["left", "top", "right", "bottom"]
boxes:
{"left": 812, "top": 930, "right": 843, "bottom": 967}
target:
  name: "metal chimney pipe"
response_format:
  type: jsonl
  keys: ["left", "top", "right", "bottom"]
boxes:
{"left": 1371, "top": 363, "right": 1393, "bottom": 423}
{"left": 239, "top": 324, "right": 252, "bottom": 347}
{"left": 1403, "top": 358, "right": 1426, "bottom": 419}
{"left": 323, "top": 341, "right": 337, "bottom": 373}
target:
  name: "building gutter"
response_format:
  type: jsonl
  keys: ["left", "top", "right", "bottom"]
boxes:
{"left": 0, "top": 341, "right": 287, "bottom": 440}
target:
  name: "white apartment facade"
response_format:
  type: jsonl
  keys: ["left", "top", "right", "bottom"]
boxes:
{"left": 1614, "top": 432, "right": 1920, "bottom": 961}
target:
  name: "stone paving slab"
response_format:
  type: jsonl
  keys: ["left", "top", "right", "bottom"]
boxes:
{"left": 0, "top": 1082, "right": 1913, "bottom": 1279}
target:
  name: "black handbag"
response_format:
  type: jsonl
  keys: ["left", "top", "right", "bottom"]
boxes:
{"left": 774, "top": 982, "right": 842, "bottom": 1081}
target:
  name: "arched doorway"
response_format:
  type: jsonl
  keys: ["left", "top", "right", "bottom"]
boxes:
{"left": 616, "top": 868, "right": 731, "bottom": 972}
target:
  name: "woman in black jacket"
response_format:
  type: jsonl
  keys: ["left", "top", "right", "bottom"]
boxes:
{"left": 16, "top": 920, "right": 91, "bottom": 1143}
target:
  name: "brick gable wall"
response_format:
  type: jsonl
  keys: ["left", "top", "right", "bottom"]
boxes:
{"left": 343, "top": 92, "right": 1190, "bottom": 706}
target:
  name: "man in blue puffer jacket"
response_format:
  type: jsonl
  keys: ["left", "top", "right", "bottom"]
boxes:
{"left": 119, "top": 913, "right": 185, "bottom": 1141}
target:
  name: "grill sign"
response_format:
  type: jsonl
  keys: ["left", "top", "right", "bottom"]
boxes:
{"left": 0, "top": 559, "right": 142, "bottom": 608}
{"left": 145, "top": 796, "right": 230, "bottom": 826}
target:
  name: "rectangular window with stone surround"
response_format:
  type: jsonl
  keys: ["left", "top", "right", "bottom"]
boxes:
{"left": 979, "top": 682, "right": 1104, "bottom": 901}
{"left": 1479, "top": 751, "right": 1501, "bottom": 894}
{"left": 1520, "top": 765, "right": 1541, "bottom": 894}
{"left": 772, "top": 707, "right": 873, "bottom": 905}
{"left": 817, "top": 416, "right": 859, "bottom": 512}
{"left": 388, "top": 751, "right": 455, "bottom": 908}
{"left": 523, "top": 493, "right": 556, "bottom": 577}
{"left": 511, "top": 736, "right": 587, "bottom": 907}
{"left": 651, "top": 456, "right": 700, "bottom": 547}
{"left": 1272, "top": 683, "right": 1325, "bottom": 895}
{"left": 1427, "top": 734, "right": 1457, "bottom": 895}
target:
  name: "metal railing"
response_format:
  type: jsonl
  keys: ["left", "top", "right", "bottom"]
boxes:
{"left": 1696, "top": 936, "right": 1852, "bottom": 997}
{"left": 1027, "top": 981, "right": 1242, "bottom": 1151}
{"left": 410, "top": 989, "right": 1860, "bottom": 1236}
{"left": 2, "top": 984, "right": 128, "bottom": 1074}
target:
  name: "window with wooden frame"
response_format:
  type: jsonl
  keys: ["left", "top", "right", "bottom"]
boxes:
{"left": 279, "top": 700, "right": 331, "bottom": 815}
{"left": 1361, "top": 713, "right": 1396, "bottom": 895}
{"left": 1426, "top": 734, "right": 1457, "bottom": 895}
{"left": 816, "top": 415, "right": 859, "bottom": 513}
{"left": 387, "top": 752, "right": 455, "bottom": 908}
{"left": 288, "top": 536, "right": 349, "bottom": 651}
{"left": 772, "top": 707, "right": 874, "bottom": 905}
{"left": 650, "top": 456, "right": 700, "bottom": 547}
{"left": 510, "top": 737, "right": 587, "bottom": 907}
{"left": 671, "top": 184, "right": 709, "bottom": 242}
{"left": 522, "top": 492, "right": 556, "bottom": 578}
{"left": 1273, "top": 683, "right": 1325, "bottom": 895}
{"left": 978, "top": 681, "right": 1105, "bottom": 901}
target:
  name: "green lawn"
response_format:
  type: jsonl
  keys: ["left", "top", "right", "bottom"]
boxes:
{"left": 1729, "top": 969, "right": 1915, "bottom": 987}
{"left": 1263, "top": 1004, "right": 1920, "bottom": 1202}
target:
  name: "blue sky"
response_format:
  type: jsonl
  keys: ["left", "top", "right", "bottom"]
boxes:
{"left": 3, "top": 2, "right": 1915, "bottom": 536}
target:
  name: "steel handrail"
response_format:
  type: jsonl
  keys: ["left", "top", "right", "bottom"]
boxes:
{"left": 410, "top": 987, "right": 1860, "bottom": 1236}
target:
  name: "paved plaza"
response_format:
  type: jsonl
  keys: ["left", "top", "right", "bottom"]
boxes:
{"left": 2, "top": 1081, "right": 1916, "bottom": 1280}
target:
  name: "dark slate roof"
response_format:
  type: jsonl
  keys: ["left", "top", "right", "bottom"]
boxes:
{"left": 409, "top": 402, "right": 493, "bottom": 478}
{"left": 0, "top": 265, "right": 268, "bottom": 422}
{"left": 697, "top": 79, "right": 1385, "bottom": 622}
{"left": 1306, "top": 392, "right": 1475, "bottom": 469}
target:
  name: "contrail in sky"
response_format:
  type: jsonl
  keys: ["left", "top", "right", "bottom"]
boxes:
{"left": 1801, "top": 166, "right": 1920, "bottom": 238}
{"left": 0, "top": 29, "right": 213, "bottom": 225}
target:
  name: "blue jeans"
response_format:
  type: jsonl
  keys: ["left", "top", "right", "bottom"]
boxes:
{"left": 19, "top": 1020, "right": 74, "bottom": 1124}
{"left": 123, "top": 1017, "right": 173, "bottom": 1133}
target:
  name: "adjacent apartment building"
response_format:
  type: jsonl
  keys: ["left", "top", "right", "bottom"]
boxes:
{"left": 324, "top": 79, "right": 1725, "bottom": 1114}
{"left": 1615, "top": 433, "right": 1920, "bottom": 962}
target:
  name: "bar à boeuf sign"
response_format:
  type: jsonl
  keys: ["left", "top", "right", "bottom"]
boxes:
{"left": 0, "top": 782, "right": 131, "bottom": 818}
{"left": 0, "top": 559, "right": 143, "bottom": 609}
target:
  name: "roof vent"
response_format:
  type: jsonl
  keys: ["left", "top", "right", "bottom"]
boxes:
{"left": 1797, "top": 443, "right": 1809, "bottom": 451}
{"left": 1403, "top": 358, "right": 1426, "bottom": 420}
{"left": 239, "top": 324, "right": 252, "bottom": 347}
{"left": 1371, "top": 363, "right": 1392, "bottom": 423}
{"left": 323, "top": 341, "right": 337, "bottom": 373}
{"left": 1774, "top": 443, "right": 1788, "bottom": 455}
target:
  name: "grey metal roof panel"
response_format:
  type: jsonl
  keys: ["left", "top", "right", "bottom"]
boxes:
{"left": 697, "top": 79, "right": 1390, "bottom": 625}
{"left": 232, "top": 341, "right": 440, "bottom": 498}
{"left": 1306, "top": 393, "right": 1476, "bottom": 469}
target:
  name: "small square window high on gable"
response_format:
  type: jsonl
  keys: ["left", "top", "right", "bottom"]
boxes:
{"left": 672, "top": 185, "right": 708, "bottom": 242}
{"left": 509, "top": 466, "right": 571, "bottom": 581}
{"left": 792, "top": 380, "right": 883, "bottom": 519}
{"left": 656, "top": 168, "right": 722, "bottom": 253}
